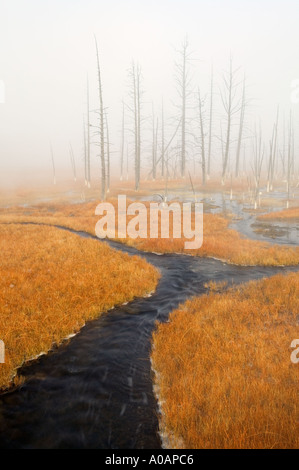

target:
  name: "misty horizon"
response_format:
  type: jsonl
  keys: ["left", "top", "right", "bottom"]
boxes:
{"left": 0, "top": 0, "right": 299, "bottom": 187}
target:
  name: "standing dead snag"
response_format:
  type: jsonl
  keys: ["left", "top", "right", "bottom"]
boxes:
{"left": 220, "top": 57, "right": 241, "bottom": 183}
{"left": 161, "top": 100, "right": 165, "bottom": 178}
{"left": 83, "top": 116, "right": 87, "bottom": 185}
{"left": 126, "top": 143, "right": 129, "bottom": 181}
{"left": 197, "top": 90, "right": 206, "bottom": 186}
{"left": 251, "top": 125, "right": 264, "bottom": 209}
{"left": 106, "top": 115, "right": 110, "bottom": 193}
{"left": 267, "top": 107, "right": 279, "bottom": 192}
{"left": 147, "top": 118, "right": 181, "bottom": 181}
{"left": 95, "top": 37, "right": 106, "bottom": 201}
{"left": 151, "top": 105, "right": 158, "bottom": 181}
{"left": 175, "top": 37, "right": 193, "bottom": 178}
{"left": 129, "top": 62, "right": 142, "bottom": 191}
{"left": 120, "top": 101, "right": 125, "bottom": 181}
{"left": 286, "top": 111, "right": 293, "bottom": 208}
{"left": 86, "top": 77, "right": 91, "bottom": 188}
{"left": 235, "top": 75, "right": 246, "bottom": 178}
{"left": 207, "top": 64, "right": 214, "bottom": 179}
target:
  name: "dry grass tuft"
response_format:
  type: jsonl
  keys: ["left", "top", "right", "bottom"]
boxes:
{"left": 0, "top": 224, "right": 159, "bottom": 390}
{"left": 152, "top": 272, "right": 299, "bottom": 449}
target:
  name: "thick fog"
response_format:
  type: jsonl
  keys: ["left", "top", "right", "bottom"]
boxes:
{"left": 0, "top": 0, "right": 298, "bottom": 185}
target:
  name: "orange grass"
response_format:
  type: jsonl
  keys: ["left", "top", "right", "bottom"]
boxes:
{"left": 258, "top": 207, "right": 299, "bottom": 222}
{"left": 1, "top": 199, "right": 299, "bottom": 266}
{"left": 0, "top": 224, "right": 159, "bottom": 390}
{"left": 151, "top": 272, "right": 299, "bottom": 449}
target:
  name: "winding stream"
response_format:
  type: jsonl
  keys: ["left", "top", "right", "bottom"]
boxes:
{"left": 0, "top": 228, "right": 298, "bottom": 449}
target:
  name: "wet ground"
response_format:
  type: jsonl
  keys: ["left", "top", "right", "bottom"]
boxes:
{"left": 141, "top": 188, "right": 299, "bottom": 247}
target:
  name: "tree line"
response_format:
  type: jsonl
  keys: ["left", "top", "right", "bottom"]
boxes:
{"left": 51, "top": 37, "right": 298, "bottom": 207}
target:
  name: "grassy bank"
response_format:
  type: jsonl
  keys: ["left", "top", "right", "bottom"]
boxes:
{"left": 151, "top": 271, "right": 299, "bottom": 449}
{"left": 0, "top": 224, "right": 159, "bottom": 390}
{"left": 258, "top": 206, "right": 299, "bottom": 222}
{"left": 1, "top": 199, "right": 299, "bottom": 266}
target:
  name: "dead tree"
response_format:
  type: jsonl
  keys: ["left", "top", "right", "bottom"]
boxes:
{"left": 106, "top": 115, "right": 110, "bottom": 193}
{"left": 147, "top": 118, "right": 181, "bottom": 180}
{"left": 129, "top": 62, "right": 142, "bottom": 191}
{"left": 126, "top": 142, "right": 129, "bottom": 181}
{"left": 280, "top": 115, "right": 286, "bottom": 178}
{"left": 174, "top": 37, "right": 193, "bottom": 178}
{"left": 161, "top": 100, "right": 165, "bottom": 178}
{"left": 220, "top": 57, "right": 241, "bottom": 183}
{"left": 151, "top": 105, "right": 158, "bottom": 181}
{"left": 251, "top": 126, "right": 264, "bottom": 209}
{"left": 286, "top": 111, "right": 293, "bottom": 208}
{"left": 197, "top": 90, "right": 206, "bottom": 186}
{"left": 235, "top": 75, "right": 246, "bottom": 178}
{"left": 83, "top": 116, "right": 87, "bottom": 185}
{"left": 86, "top": 77, "right": 91, "bottom": 188}
{"left": 95, "top": 37, "right": 106, "bottom": 201}
{"left": 267, "top": 107, "right": 279, "bottom": 192}
{"left": 120, "top": 101, "right": 125, "bottom": 181}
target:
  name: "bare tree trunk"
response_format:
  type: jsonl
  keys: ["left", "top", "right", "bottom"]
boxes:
{"left": 287, "top": 111, "right": 293, "bottom": 208}
{"left": 137, "top": 66, "right": 141, "bottom": 189}
{"left": 152, "top": 105, "right": 158, "bottom": 180}
{"left": 83, "top": 116, "right": 87, "bottom": 185}
{"left": 198, "top": 90, "right": 206, "bottom": 186}
{"left": 272, "top": 107, "right": 279, "bottom": 187}
{"left": 235, "top": 75, "right": 246, "bottom": 178}
{"left": 106, "top": 115, "right": 110, "bottom": 193}
{"left": 126, "top": 143, "right": 129, "bottom": 181}
{"left": 95, "top": 37, "right": 106, "bottom": 201}
{"left": 120, "top": 101, "right": 125, "bottom": 181}
{"left": 267, "top": 107, "right": 279, "bottom": 192}
{"left": 281, "top": 116, "right": 286, "bottom": 178}
{"left": 175, "top": 37, "right": 192, "bottom": 179}
{"left": 251, "top": 126, "right": 264, "bottom": 210}
{"left": 181, "top": 47, "right": 186, "bottom": 179}
{"left": 130, "top": 62, "right": 142, "bottom": 191}
{"left": 220, "top": 57, "right": 240, "bottom": 184}
{"left": 147, "top": 118, "right": 181, "bottom": 180}
{"left": 267, "top": 132, "right": 274, "bottom": 192}
{"left": 161, "top": 100, "right": 165, "bottom": 178}
{"left": 86, "top": 77, "right": 91, "bottom": 188}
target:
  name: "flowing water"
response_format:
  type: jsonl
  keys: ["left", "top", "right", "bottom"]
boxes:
{"left": 0, "top": 228, "right": 298, "bottom": 449}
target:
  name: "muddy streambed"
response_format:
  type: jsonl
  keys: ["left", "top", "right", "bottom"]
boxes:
{"left": 0, "top": 228, "right": 298, "bottom": 449}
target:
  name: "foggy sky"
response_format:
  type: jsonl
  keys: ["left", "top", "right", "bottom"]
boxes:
{"left": 0, "top": 0, "right": 298, "bottom": 184}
